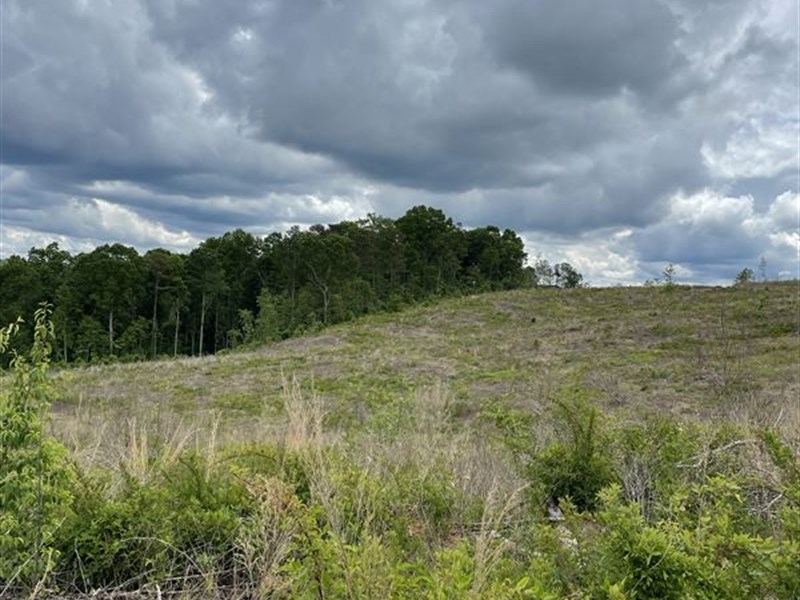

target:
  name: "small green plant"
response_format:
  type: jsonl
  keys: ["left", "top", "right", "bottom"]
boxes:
{"left": 758, "top": 256, "right": 768, "bottom": 282}
{"left": 528, "top": 388, "right": 614, "bottom": 512}
{"left": 735, "top": 267, "right": 755, "bottom": 285}
{"left": 593, "top": 485, "right": 708, "bottom": 600}
{"left": 613, "top": 416, "right": 701, "bottom": 519}
{"left": 0, "top": 304, "right": 75, "bottom": 590}
{"left": 662, "top": 263, "right": 677, "bottom": 291}
{"left": 59, "top": 450, "right": 251, "bottom": 591}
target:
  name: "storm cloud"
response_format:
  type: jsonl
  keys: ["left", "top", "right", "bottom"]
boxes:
{"left": 1, "top": 0, "right": 797, "bottom": 284}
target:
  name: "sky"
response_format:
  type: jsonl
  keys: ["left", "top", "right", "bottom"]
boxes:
{"left": 1, "top": 0, "right": 798, "bottom": 285}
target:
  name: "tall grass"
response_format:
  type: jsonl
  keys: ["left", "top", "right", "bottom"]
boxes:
{"left": 3, "top": 285, "right": 798, "bottom": 598}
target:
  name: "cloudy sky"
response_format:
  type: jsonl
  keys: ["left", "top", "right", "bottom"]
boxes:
{"left": 1, "top": 0, "right": 798, "bottom": 284}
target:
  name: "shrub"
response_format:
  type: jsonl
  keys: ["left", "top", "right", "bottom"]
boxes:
{"left": 58, "top": 451, "right": 251, "bottom": 591}
{"left": 613, "top": 416, "right": 701, "bottom": 519}
{"left": 528, "top": 389, "right": 614, "bottom": 512}
{"left": 582, "top": 476, "right": 800, "bottom": 600}
{"left": 735, "top": 267, "right": 755, "bottom": 285}
{"left": 591, "top": 485, "right": 711, "bottom": 599}
{"left": 0, "top": 305, "right": 75, "bottom": 590}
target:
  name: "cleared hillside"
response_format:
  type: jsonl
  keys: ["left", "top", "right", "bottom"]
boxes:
{"left": 3, "top": 282, "right": 799, "bottom": 598}
{"left": 53, "top": 282, "right": 799, "bottom": 447}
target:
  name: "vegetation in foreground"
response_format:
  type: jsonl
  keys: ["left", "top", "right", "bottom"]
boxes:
{"left": 1, "top": 281, "right": 798, "bottom": 598}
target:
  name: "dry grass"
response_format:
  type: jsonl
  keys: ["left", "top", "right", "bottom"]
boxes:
{"left": 9, "top": 281, "right": 798, "bottom": 598}
{"left": 49, "top": 283, "right": 798, "bottom": 426}
{"left": 281, "top": 375, "right": 328, "bottom": 453}
{"left": 40, "top": 283, "right": 799, "bottom": 511}
{"left": 471, "top": 482, "right": 528, "bottom": 597}
{"left": 236, "top": 476, "right": 303, "bottom": 598}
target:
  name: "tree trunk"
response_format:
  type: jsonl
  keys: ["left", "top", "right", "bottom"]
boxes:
{"left": 108, "top": 310, "right": 114, "bottom": 355}
{"left": 214, "top": 304, "right": 219, "bottom": 353}
{"left": 173, "top": 301, "right": 180, "bottom": 357}
{"left": 307, "top": 263, "right": 330, "bottom": 324}
{"left": 199, "top": 292, "right": 206, "bottom": 357}
{"left": 151, "top": 281, "right": 160, "bottom": 359}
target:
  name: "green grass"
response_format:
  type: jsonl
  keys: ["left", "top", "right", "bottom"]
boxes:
{"left": 46, "top": 282, "right": 799, "bottom": 442}
{"left": 4, "top": 282, "right": 799, "bottom": 598}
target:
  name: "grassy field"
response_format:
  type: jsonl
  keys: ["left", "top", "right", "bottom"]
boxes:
{"left": 4, "top": 281, "right": 799, "bottom": 598}
{"left": 52, "top": 282, "right": 799, "bottom": 456}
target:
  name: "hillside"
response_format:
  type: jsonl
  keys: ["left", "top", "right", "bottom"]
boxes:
{"left": 3, "top": 282, "right": 799, "bottom": 598}
{"left": 53, "top": 282, "right": 799, "bottom": 446}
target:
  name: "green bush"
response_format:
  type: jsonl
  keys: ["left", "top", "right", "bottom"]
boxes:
{"left": 612, "top": 416, "right": 701, "bottom": 519}
{"left": 0, "top": 306, "right": 75, "bottom": 589}
{"left": 528, "top": 389, "right": 614, "bottom": 512}
{"left": 57, "top": 451, "right": 253, "bottom": 591}
{"left": 591, "top": 485, "right": 712, "bottom": 599}
{"left": 58, "top": 472, "right": 175, "bottom": 589}
{"left": 581, "top": 479, "right": 800, "bottom": 600}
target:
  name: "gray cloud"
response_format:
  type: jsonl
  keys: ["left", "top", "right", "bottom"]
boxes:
{"left": 485, "top": 0, "right": 687, "bottom": 98}
{"left": 1, "top": 0, "right": 797, "bottom": 284}
{"left": 629, "top": 189, "right": 799, "bottom": 283}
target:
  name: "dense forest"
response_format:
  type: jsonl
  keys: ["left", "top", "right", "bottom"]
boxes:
{"left": 1, "top": 205, "right": 582, "bottom": 364}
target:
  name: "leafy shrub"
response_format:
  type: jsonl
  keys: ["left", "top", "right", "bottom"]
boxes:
{"left": 591, "top": 485, "right": 712, "bottom": 599}
{"left": 582, "top": 479, "right": 800, "bottom": 600}
{"left": 392, "top": 462, "right": 471, "bottom": 542}
{"left": 613, "top": 416, "right": 701, "bottom": 518}
{"left": 57, "top": 472, "right": 175, "bottom": 589}
{"left": 0, "top": 306, "right": 75, "bottom": 589}
{"left": 528, "top": 389, "right": 615, "bottom": 512}
{"left": 58, "top": 451, "right": 251, "bottom": 591}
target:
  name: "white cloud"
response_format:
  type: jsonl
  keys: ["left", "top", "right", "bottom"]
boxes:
{"left": 88, "top": 198, "right": 200, "bottom": 249}
{"left": 630, "top": 188, "right": 799, "bottom": 282}
{"left": 769, "top": 230, "right": 800, "bottom": 253}
{"left": 521, "top": 228, "right": 640, "bottom": 286}
{"left": 765, "top": 190, "right": 800, "bottom": 231}
{"left": 670, "top": 189, "right": 754, "bottom": 230}
{"left": 1, "top": 225, "right": 97, "bottom": 258}
{"left": 1, "top": 197, "right": 200, "bottom": 257}
{"left": 702, "top": 118, "right": 799, "bottom": 180}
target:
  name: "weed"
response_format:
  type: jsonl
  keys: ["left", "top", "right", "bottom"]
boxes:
{"left": 0, "top": 305, "right": 75, "bottom": 591}
{"left": 1, "top": 283, "right": 794, "bottom": 597}
{"left": 529, "top": 388, "right": 615, "bottom": 511}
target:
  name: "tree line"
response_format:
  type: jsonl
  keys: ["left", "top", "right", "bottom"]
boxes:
{"left": 0, "top": 205, "right": 582, "bottom": 364}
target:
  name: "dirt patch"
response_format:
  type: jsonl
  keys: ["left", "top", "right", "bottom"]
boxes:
{"left": 379, "top": 323, "right": 443, "bottom": 339}
{"left": 247, "top": 334, "right": 348, "bottom": 358}
{"left": 381, "top": 355, "right": 457, "bottom": 379}
{"left": 468, "top": 380, "right": 514, "bottom": 398}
